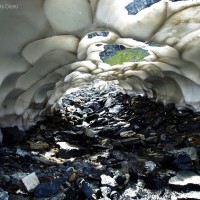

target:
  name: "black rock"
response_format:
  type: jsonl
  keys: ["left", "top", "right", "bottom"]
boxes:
{"left": 82, "top": 107, "right": 93, "bottom": 114}
{"left": 145, "top": 136, "right": 158, "bottom": 144}
{"left": 100, "top": 157, "right": 111, "bottom": 165}
{"left": 98, "top": 127, "right": 115, "bottom": 137}
{"left": 172, "top": 152, "right": 193, "bottom": 170}
{"left": 55, "top": 130, "right": 82, "bottom": 142}
{"left": 62, "top": 98, "right": 72, "bottom": 106}
{"left": 85, "top": 113, "right": 99, "bottom": 122}
{"left": 176, "top": 107, "right": 194, "bottom": 118}
{"left": 110, "top": 191, "right": 120, "bottom": 200}
{"left": 1, "top": 126, "right": 26, "bottom": 145}
{"left": 152, "top": 116, "right": 165, "bottom": 128}
{"left": 115, "top": 174, "right": 126, "bottom": 186}
{"left": 88, "top": 102, "right": 101, "bottom": 111}
{"left": 110, "top": 150, "right": 125, "bottom": 161}
{"left": 80, "top": 180, "right": 93, "bottom": 198}
{"left": 129, "top": 168, "right": 139, "bottom": 183}
{"left": 141, "top": 174, "right": 169, "bottom": 190}
{"left": 90, "top": 118, "right": 109, "bottom": 127}
{"left": 160, "top": 153, "right": 174, "bottom": 169}
{"left": 34, "top": 179, "right": 62, "bottom": 198}
{"left": 57, "top": 148, "right": 92, "bottom": 159}
{"left": 177, "top": 121, "right": 200, "bottom": 132}
{"left": 64, "top": 188, "right": 80, "bottom": 200}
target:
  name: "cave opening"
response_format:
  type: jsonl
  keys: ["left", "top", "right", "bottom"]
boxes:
{"left": 1, "top": 76, "right": 200, "bottom": 199}
{"left": 1, "top": 0, "right": 200, "bottom": 199}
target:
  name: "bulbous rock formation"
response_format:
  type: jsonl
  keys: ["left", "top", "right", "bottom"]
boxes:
{"left": 0, "top": 0, "right": 200, "bottom": 129}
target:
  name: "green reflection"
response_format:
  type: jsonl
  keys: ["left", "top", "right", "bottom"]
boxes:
{"left": 104, "top": 48, "right": 149, "bottom": 66}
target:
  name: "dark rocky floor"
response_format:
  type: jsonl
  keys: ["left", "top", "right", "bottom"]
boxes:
{"left": 0, "top": 80, "right": 200, "bottom": 200}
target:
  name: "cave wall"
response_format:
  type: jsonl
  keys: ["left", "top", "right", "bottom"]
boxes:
{"left": 0, "top": 0, "right": 200, "bottom": 129}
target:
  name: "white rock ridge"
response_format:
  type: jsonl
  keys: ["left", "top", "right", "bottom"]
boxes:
{"left": 0, "top": 0, "right": 200, "bottom": 129}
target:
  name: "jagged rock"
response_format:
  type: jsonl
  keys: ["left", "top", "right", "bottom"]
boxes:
{"left": 121, "top": 138, "right": 140, "bottom": 146}
{"left": 11, "top": 172, "right": 29, "bottom": 181}
{"left": 79, "top": 179, "right": 94, "bottom": 199}
{"left": 100, "top": 186, "right": 111, "bottom": 198}
{"left": 143, "top": 173, "right": 170, "bottom": 190}
{"left": 172, "top": 152, "right": 193, "bottom": 170}
{"left": 83, "top": 127, "right": 96, "bottom": 138}
{"left": 1, "top": 82, "right": 200, "bottom": 199}
{"left": 104, "top": 96, "right": 113, "bottom": 107}
{"left": 135, "top": 134, "right": 145, "bottom": 140}
{"left": 64, "top": 188, "right": 80, "bottom": 200}
{"left": 34, "top": 179, "right": 62, "bottom": 198}
{"left": 0, "top": 188, "right": 9, "bottom": 200}
{"left": 160, "top": 134, "right": 167, "bottom": 142}
{"left": 144, "top": 161, "right": 157, "bottom": 174}
{"left": 177, "top": 191, "right": 200, "bottom": 200}
{"left": 98, "top": 127, "right": 115, "bottom": 137}
{"left": 16, "top": 148, "right": 31, "bottom": 158}
{"left": 100, "top": 138, "right": 110, "bottom": 146}
{"left": 85, "top": 113, "right": 99, "bottom": 122}
{"left": 110, "top": 191, "right": 120, "bottom": 200}
{"left": 0, "top": 173, "right": 10, "bottom": 183}
{"left": 22, "top": 172, "right": 40, "bottom": 192}
{"left": 145, "top": 136, "right": 158, "bottom": 144}
{"left": 57, "top": 148, "right": 92, "bottom": 159}
{"left": 119, "top": 130, "right": 136, "bottom": 138}
{"left": 114, "top": 171, "right": 127, "bottom": 186}
{"left": 169, "top": 171, "right": 200, "bottom": 189}
{"left": 28, "top": 142, "right": 50, "bottom": 150}
{"left": 1, "top": 127, "right": 26, "bottom": 145}
{"left": 109, "top": 105, "right": 122, "bottom": 114}
{"left": 32, "top": 156, "right": 56, "bottom": 166}
{"left": 152, "top": 116, "right": 165, "bottom": 128}
{"left": 170, "top": 147, "right": 199, "bottom": 162}
{"left": 177, "top": 122, "right": 200, "bottom": 132}
{"left": 68, "top": 173, "right": 76, "bottom": 182}
{"left": 6, "top": 195, "right": 29, "bottom": 200}
{"left": 110, "top": 150, "right": 125, "bottom": 161}
{"left": 129, "top": 168, "right": 139, "bottom": 183}
{"left": 88, "top": 102, "right": 101, "bottom": 111}
{"left": 101, "top": 175, "right": 117, "bottom": 187}
{"left": 121, "top": 188, "right": 137, "bottom": 199}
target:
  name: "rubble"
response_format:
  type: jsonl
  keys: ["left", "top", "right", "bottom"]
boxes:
{"left": 0, "top": 80, "right": 199, "bottom": 199}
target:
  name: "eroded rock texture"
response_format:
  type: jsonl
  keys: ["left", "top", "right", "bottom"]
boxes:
{"left": 0, "top": 0, "right": 200, "bottom": 129}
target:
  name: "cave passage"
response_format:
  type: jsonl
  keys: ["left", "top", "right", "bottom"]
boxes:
{"left": 1, "top": 79, "right": 200, "bottom": 199}
{"left": 1, "top": 0, "right": 200, "bottom": 199}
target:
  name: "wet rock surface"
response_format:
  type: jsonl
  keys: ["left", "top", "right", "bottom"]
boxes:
{"left": 0, "top": 80, "right": 200, "bottom": 199}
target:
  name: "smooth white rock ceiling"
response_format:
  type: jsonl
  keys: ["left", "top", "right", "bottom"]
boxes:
{"left": 0, "top": 0, "right": 200, "bottom": 129}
